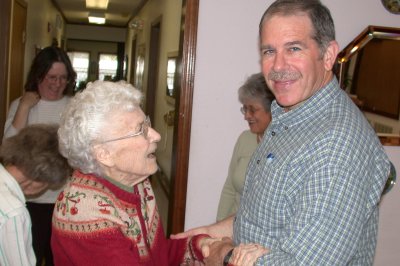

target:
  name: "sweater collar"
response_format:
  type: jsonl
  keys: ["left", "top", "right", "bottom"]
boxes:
{"left": 74, "top": 170, "right": 140, "bottom": 203}
{"left": 102, "top": 175, "right": 134, "bottom": 193}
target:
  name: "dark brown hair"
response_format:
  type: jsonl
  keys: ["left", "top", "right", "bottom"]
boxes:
{"left": 25, "top": 46, "right": 77, "bottom": 95}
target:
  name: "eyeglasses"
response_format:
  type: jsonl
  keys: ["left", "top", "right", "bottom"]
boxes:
{"left": 101, "top": 116, "right": 151, "bottom": 143}
{"left": 45, "top": 75, "right": 68, "bottom": 84}
{"left": 240, "top": 106, "right": 261, "bottom": 115}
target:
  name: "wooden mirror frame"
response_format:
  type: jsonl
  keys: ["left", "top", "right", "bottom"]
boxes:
{"left": 335, "top": 25, "right": 400, "bottom": 146}
{"left": 336, "top": 25, "right": 400, "bottom": 101}
{"left": 336, "top": 25, "right": 400, "bottom": 76}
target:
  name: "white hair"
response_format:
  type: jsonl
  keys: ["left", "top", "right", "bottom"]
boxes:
{"left": 58, "top": 80, "right": 143, "bottom": 176}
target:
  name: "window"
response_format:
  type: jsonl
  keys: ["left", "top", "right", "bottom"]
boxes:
{"left": 98, "top": 53, "right": 118, "bottom": 81}
{"left": 67, "top": 51, "right": 89, "bottom": 90}
{"left": 166, "top": 56, "right": 177, "bottom": 98}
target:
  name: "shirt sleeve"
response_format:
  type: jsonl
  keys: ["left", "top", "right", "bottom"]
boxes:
{"left": 3, "top": 98, "right": 20, "bottom": 140}
{"left": 217, "top": 135, "right": 244, "bottom": 221}
{"left": 52, "top": 228, "right": 142, "bottom": 265}
{"left": 0, "top": 211, "right": 36, "bottom": 266}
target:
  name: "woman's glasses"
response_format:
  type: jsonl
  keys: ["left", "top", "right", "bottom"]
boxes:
{"left": 45, "top": 75, "right": 68, "bottom": 84}
{"left": 101, "top": 116, "right": 151, "bottom": 143}
{"left": 240, "top": 106, "right": 261, "bottom": 115}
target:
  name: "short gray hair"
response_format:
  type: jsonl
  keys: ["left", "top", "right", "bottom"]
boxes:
{"left": 58, "top": 80, "right": 143, "bottom": 176}
{"left": 238, "top": 73, "right": 275, "bottom": 112}
{"left": 0, "top": 124, "right": 71, "bottom": 186}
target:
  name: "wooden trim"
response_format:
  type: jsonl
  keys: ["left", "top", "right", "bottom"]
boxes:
{"left": 379, "top": 134, "right": 400, "bottom": 146}
{"left": 337, "top": 25, "right": 400, "bottom": 65}
{"left": 0, "top": 0, "right": 12, "bottom": 141}
{"left": 168, "top": 0, "right": 198, "bottom": 234}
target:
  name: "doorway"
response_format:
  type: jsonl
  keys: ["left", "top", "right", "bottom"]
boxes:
{"left": 9, "top": 0, "right": 27, "bottom": 106}
{"left": 0, "top": 0, "right": 12, "bottom": 140}
{"left": 129, "top": 38, "right": 137, "bottom": 86}
{"left": 146, "top": 19, "right": 161, "bottom": 123}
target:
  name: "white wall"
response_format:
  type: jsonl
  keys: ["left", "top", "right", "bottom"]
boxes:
{"left": 186, "top": 0, "right": 400, "bottom": 230}
{"left": 65, "top": 24, "right": 126, "bottom": 43}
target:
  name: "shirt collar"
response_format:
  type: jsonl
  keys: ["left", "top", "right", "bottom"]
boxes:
{"left": 271, "top": 77, "right": 340, "bottom": 127}
{"left": 0, "top": 164, "right": 26, "bottom": 203}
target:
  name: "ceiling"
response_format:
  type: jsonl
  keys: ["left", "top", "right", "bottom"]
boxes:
{"left": 51, "top": 0, "right": 148, "bottom": 27}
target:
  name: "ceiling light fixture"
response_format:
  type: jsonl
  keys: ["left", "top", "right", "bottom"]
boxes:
{"left": 86, "top": 0, "right": 109, "bottom": 9}
{"left": 88, "top": 12, "right": 106, "bottom": 24}
{"left": 129, "top": 18, "right": 144, "bottom": 30}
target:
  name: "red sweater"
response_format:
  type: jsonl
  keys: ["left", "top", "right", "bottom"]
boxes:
{"left": 51, "top": 171, "right": 205, "bottom": 265}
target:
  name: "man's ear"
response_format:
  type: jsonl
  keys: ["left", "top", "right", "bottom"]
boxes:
{"left": 93, "top": 145, "right": 114, "bottom": 168}
{"left": 323, "top": 40, "right": 339, "bottom": 71}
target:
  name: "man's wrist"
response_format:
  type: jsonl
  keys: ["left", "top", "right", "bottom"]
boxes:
{"left": 223, "top": 248, "right": 234, "bottom": 266}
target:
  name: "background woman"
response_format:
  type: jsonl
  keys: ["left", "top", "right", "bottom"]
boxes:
{"left": 217, "top": 73, "right": 275, "bottom": 221}
{"left": 52, "top": 80, "right": 213, "bottom": 265}
{"left": 3, "top": 46, "right": 76, "bottom": 266}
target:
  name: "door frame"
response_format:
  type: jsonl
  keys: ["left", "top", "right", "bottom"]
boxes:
{"left": 8, "top": 0, "right": 27, "bottom": 106}
{"left": 168, "top": 0, "right": 199, "bottom": 234}
{"left": 146, "top": 18, "right": 161, "bottom": 123}
{"left": 0, "top": 0, "right": 12, "bottom": 141}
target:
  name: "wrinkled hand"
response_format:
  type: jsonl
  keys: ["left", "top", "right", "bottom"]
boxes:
{"left": 198, "top": 237, "right": 222, "bottom": 258}
{"left": 204, "top": 237, "right": 234, "bottom": 266}
{"left": 19, "top": 91, "right": 40, "bottom": 109}
{"left": 229, "top": 243, "right": 269, "bottom": 266}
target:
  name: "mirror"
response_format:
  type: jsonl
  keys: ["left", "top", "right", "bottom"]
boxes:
{"left": 335, "top": 25, "right": 400, "bottom": 137}
{"left": 166, "top": 51, "right": 178, "bottom": 99}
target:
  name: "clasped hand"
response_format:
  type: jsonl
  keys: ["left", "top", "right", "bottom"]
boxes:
{"left": 199, "top": 237, "right": 268, "bottom": 266}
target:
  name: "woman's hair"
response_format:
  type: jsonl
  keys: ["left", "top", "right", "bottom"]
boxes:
{"left": 238, "top": 73, "right": 275, "bottom": 112}
{"left": 25, "top": 46, "right": 77, "bottom": 95}
{"left": 58, "top": 80, "right": 143, "bottom": 176}
{"left": 0, "top": 124, "right": 72, "bottom": 186}
{"left": 259, "top": 0, "right": 335, "bottom": 56}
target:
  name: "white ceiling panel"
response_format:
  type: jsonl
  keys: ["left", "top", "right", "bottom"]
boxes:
{"left": 52, "top": 0, "right": 148, "bottom": 27}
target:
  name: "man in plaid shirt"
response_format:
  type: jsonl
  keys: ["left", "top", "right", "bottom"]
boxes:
{"left": 173, "top": 0, "right": 391, "bottom": 265}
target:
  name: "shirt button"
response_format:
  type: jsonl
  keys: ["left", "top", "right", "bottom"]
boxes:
{"left": 271, "top": 131, "right": 276, "bottom": 136}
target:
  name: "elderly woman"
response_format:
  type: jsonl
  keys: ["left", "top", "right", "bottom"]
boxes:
{"left": 216, "top": 73, "right": 275, "bottom": 221}
{"left": 51, "top": 81, "right": 212, "bottom": 265}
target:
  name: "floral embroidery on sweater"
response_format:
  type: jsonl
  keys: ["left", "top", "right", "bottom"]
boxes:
{"left": 52, "top": 171, "right": 160, "bottom": 259}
